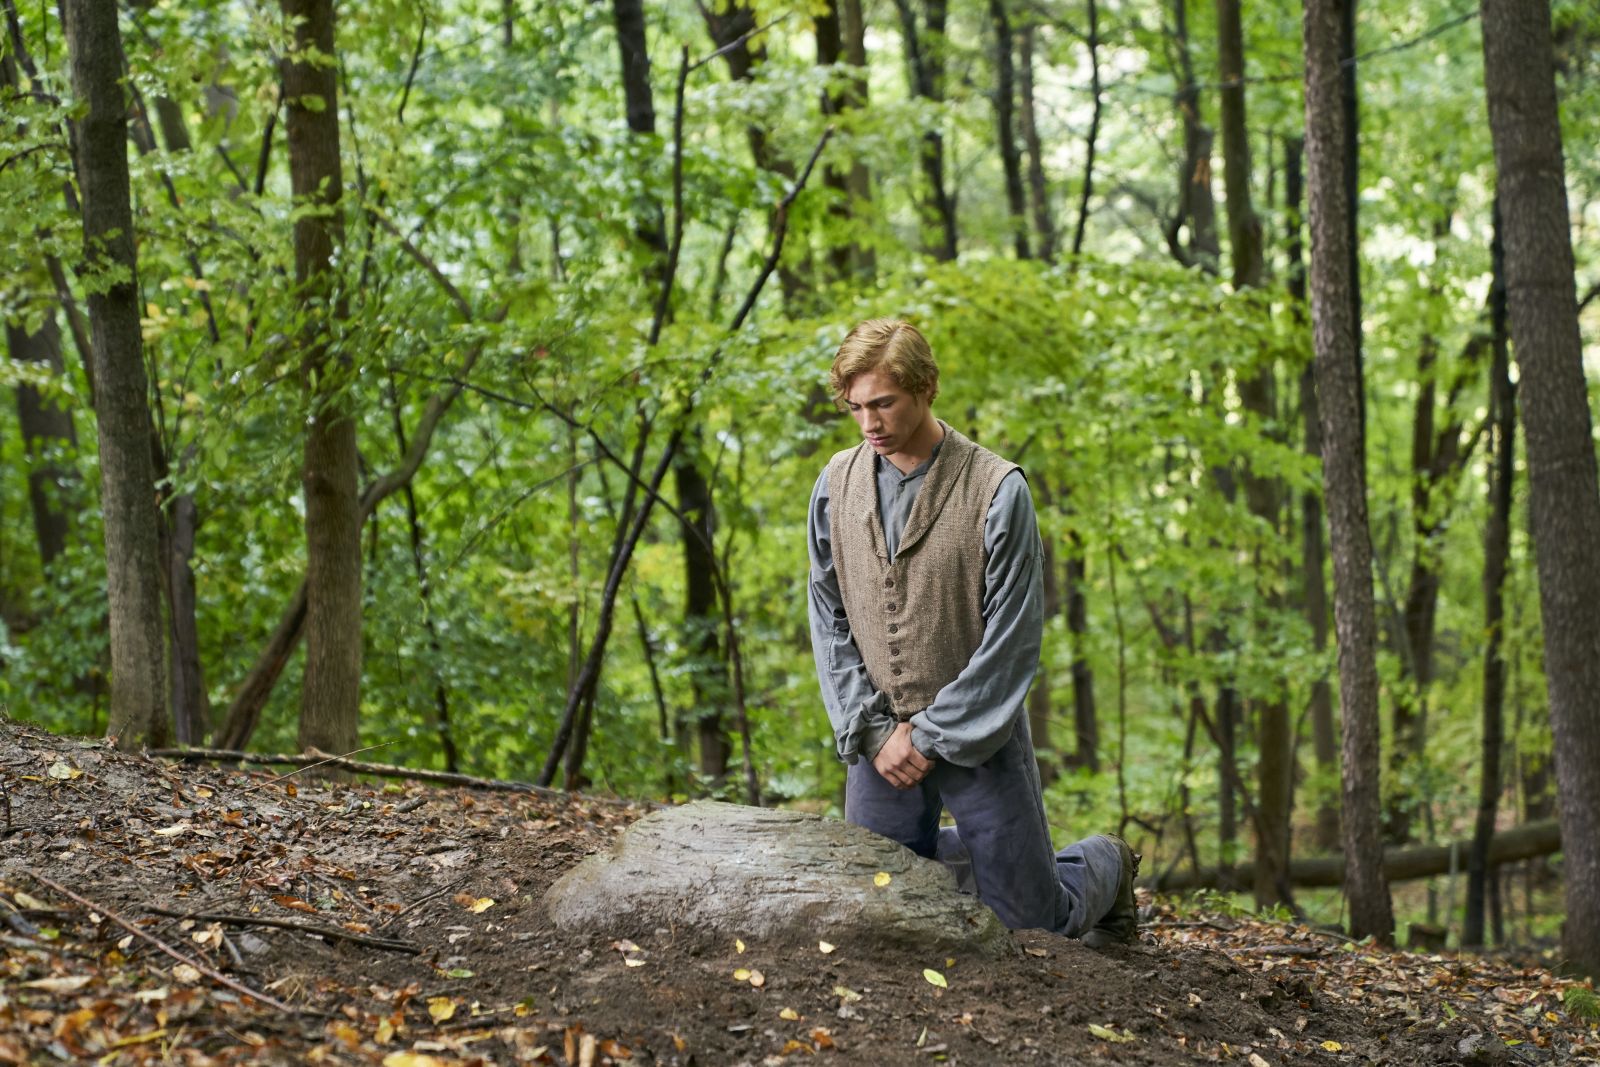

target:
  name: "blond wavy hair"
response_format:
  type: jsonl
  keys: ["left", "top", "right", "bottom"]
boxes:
{"left": 829, "top": 318, "right": 939, "bottom": 407}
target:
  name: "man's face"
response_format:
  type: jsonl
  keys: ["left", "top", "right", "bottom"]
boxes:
{"left": 844, "top": 368, "right": 933, "bottom": 459}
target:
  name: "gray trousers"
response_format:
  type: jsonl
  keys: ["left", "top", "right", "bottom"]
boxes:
{"left": 845, "top": 716, "right": 1122, "bottom": 937}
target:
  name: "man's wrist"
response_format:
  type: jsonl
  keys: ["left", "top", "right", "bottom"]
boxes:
{"left": 910, "top": 725, "right": 937, "bottom": 761}
{"left": 860, "top": 718, "right": 898, "bottom": 762}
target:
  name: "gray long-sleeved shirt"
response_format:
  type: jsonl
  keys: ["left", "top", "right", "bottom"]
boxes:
{"left": 807, "top": 449, "right": 1044, "bottom": 769}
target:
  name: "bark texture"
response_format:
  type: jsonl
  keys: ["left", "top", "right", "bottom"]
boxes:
{"left": 1480, "top": 0, "right": 1600, "bottom": 978}
{"left": 284, "top": 0, "right": 361, "bottom": 756}
{"left": 546, "top": 801, "right": 1010, "bottom": 956}
{"left": 893, "top": 0, "right": 957, "bottom": 260}
{"left": 64, "top": 0, "right": 169, "bottom": 750}
{"left": 1302, "top": 0, "right": 1393, "bottom": 944}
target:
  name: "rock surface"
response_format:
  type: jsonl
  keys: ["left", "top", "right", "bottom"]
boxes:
{"left": 543, "top": 800, "right": 1012, "bottom": 957}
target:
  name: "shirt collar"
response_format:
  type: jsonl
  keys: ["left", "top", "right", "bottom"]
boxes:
{"left": 875, "top": 438, "right": 944, "bottom": 484}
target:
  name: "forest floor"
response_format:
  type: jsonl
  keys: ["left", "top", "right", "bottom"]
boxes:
{"left": 1, "top": 718, "right": 1596, "bottom": 1066}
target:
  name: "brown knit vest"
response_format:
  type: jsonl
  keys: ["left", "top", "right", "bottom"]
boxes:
{"left": 826, "top": 424, "right": 1019, "bottom": 721}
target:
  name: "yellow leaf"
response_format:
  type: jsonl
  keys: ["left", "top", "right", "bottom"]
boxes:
{"left": 375, "top": 1017, "right": 395, "bottom": 1043}
{"left": 733, "top": 969, "right": 752, "bottom": 981}
{"left": 873, "top": 872, "right": 891, "bottom": 887}
{"left": 383, "top": 1054, "right": 449, "bottom": 1067}
{"left": 1248, "top": 1055, "right": 1269, "bottom": 1067}
{"left": 172, "top": 964, "right": 201, "bottom": 984}
{"left": 832, "top": 985, "right": 861, "bottom": 1003}
{"left": 14, "top": 891, "right": 53, "bottom": 911}
{"left": 426, "top": 996, "right": 456, "bottom": 1023}
{"left": 624, "top": 958, "right": 647, "bottom": 968}
{"left": 470, "top": 897, "right": 495, "bottom": 913}
{"left": 780, "top": 1007, "right": 800, "bottom": 1021}
{"left": 946, "top": 957, "right": 955, "bottom": 967}
{"left": 1087, "top": 1023, "right": 1136, "bottom": 1044}
{"left": 818, "top": 941, "right": 836, "bottom": 955}
{"left": 1320, "top": 1041, "right": 1343, "bottom": 1052}
{"left": 47, "top": 761, "right": 82, "bottom": 780}
{"left": 922, "top": 969, "right": 947, "bottom": 989}
{"left": 736, "top": 938, "right": 746, "bottom": 954}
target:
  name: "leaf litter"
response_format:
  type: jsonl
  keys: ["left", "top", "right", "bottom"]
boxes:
{"left": 0, "top": 716, "right": 1595, "bottom": 1064}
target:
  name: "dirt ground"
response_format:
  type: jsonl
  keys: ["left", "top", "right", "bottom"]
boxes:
{"left": 1, "top": 718, "right": 1596, "bottom": 1065}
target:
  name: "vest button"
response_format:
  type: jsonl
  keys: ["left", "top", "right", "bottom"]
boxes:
{"left": 893, "top": 690, "right": 904, "bottom": 700}
{"left": 884, "top": 578, "right": 895, "bottom": 588}
{"left": 886, "top": 603, "right": 897, "bottom": 612}
{"left": 888, "top": 624, "right": 898, "bottom": 633}
{"left": 892, "top": 667, "right": 902, "bottom": 676}
{"left": 890, "top": 647, "right": 900, "bottom": 656}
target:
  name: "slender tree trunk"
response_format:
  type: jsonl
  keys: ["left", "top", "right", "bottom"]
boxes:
{"left": 1169, "top": 0, "right": 1219, "bottom": 271}
{"left": 1465, "top": 200, "right": 1513, "bottom": 950}
{"left": 1302, "top": 0, "right": 1393, "bottom": 943}
{"left": 1017, "top": 25, "right": 1056, "bottom": 263}
{"left": 893, "top": 0, "right": 957, "bottom": 260}
{"left": 677, "top": 444, "right": 730, "bottom": 781}
{"left": 1061, "top": 499, "right": 1098, "bottom": 772}
{"left": 64, "top": 0, "right": 169, "bottom": 750}
{"left": 1481, "top": 0, "right": 1600, "bottom": 978}
{"left": 283, "top": 0, "right": 360, "bottom": 757}
{"left": 1286, "top": 134, "right": 1339, "bottom": 853}
{"left": 1216, "top": 0, "right": 1288, "bottom": 908}
{"left": 1341, "top": 0, "right": 1362, "bottom": 435}
{"left": 840, "top": 0, "right": 875, "bottom": 279}
{"left": 1070, "top": 0, "right": 1101, "bottom": 260}
{"left": 7, "top": 315, "right": 77, "bottom": 569}
{"left": 816, "top": 0, "right": 852, "bottom": 282}
{"left": 988, "top": 0, "right": 1029, "bottom": 259}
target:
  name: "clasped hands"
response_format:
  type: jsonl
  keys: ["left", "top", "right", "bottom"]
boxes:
{"left": 872, "top": 721, "right": 935, "bottom": 789}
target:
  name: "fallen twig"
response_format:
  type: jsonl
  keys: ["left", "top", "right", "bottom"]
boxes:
{"left": 1226, "top": 944, "right": 1324, "bottom": 958}
{"left": 141, "top": 904, "right": 420, "bottom": 954}
{"left": 379, "top": 878, "right": 466, "bottom": 932}
{"left": 238, "top": 742, "right": 397, "bottom": 793}
{"left": 32, "top": 874, "right": 300, "bottom": 1014}
{"left": 146, "top": 746, "right": 642, "bottom": 806}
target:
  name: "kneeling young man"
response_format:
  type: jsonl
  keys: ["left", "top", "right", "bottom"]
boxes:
{"left": 806, "top": 318, "right": 1138, "bottom": 945}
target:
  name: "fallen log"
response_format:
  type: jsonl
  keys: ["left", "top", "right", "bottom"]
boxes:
{"left": 1147, "top": 819, "right": 1560, "bottom": 891}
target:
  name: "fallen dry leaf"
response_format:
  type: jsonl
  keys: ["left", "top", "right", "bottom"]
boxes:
{"left": 818, "top": 941, "right": 836, "bottom": 955}
{"left": 780, "top": 1007, "right": 800, "bottom": 1021}
{"left": 873, "top": 872, "right": 891, "bottom": 888}
{"left": 427, "top": 997, "right": 457, "bottom": 1023}
{"left": 21, "top": 975, "right": 92, "bottom": 993}
{"left": 749, "top": 970, "right": 766, "bottom": 988}
{"left": 1087, "top": 1023, "right": 1136, "bottom": 1043}
{"left": 923, "top": 969, "right": 948, "bottom": 989}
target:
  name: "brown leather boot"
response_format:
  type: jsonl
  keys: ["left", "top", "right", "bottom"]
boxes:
{"left": 1082, "top": 834, "right": 1140, "bottom": 948}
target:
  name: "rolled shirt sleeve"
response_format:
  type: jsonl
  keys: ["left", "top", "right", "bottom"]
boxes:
{"left": 908, "top": 470, "right": 1045, "bottom": 767}
{"left": 808, "top": 470, "right": 899, "bottom": 763}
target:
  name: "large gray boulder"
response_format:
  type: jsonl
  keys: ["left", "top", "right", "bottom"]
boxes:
{"left": 544, "top": 801, "right": 1012, "bottom": 957}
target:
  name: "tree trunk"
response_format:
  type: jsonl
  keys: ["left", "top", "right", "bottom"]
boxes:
{"left": 1302, "top": 0, "right": 1393, "bottom": 944}
{"left": 1168, "top": 0, "right": 1218, "bottom": 271}
{"left": 1063, "top": 522, "right": 1098, "bottom": 772}
{"left": 1028, "top": 481, "right": 1060, "bottom": 783}
{"left": 1480, "top": 0, "right": 1600, "bottom": 978}
{"left": 816, "top": 0, "right": 852, "bottom": 282}
{"left": 893, "top": 0, "right": 957, "bottom": 260}
{"left": 988, "top": 0, "right": 1029, "bottom": 259}
{"left": 1465, "top": 200, "right": 1513, "bottom": 950}
{"left": 1216, "top": 0, "right": 1287, "bottom": 909}
{"left": 1285, "top": 134, "right": 1339, "bottom": 853}
{"left": 676, "top": 448, "right": 730, "bottom": 781}
{"left": 64, "top": 0, "right": 169, "bottom": 750}
{"left": 1069, "top": 0, "right": 1101, "bottom": 260}
{"left": 1017, "top": 26, "right": 1055, "bottom": 262}
{"left": 7, "top": 315, "right": 77, "bottom": 569}
{"left": 1155, "top": 819, "right": 1561, "bottom": 892}
{"left": 840, "top": 0, "right": 875, "bottom": 279}
{"left": 283, "top": 0, "right": 361, "bottom": 757}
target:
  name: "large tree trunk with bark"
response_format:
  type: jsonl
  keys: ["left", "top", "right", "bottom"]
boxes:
{"left": 1480, "top": 0, "right": 1600, "bottom": 979}
{"left": 1302, "top": 0, "right": 1393, "bottom": 944}
{"left": 1464, "top": 200, "right": 1513, "bottom": 949}
{"left": 7, "top": 315, "right": 78, "bottom": 569}
{"left": 64, "top": 0, "right": 169, "bottom": 750}
{"left": 283, "top": 0, "right": 361, "bottom": 757}
{"left": 839, "top": 0, "right": 875, "bottom": 280}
